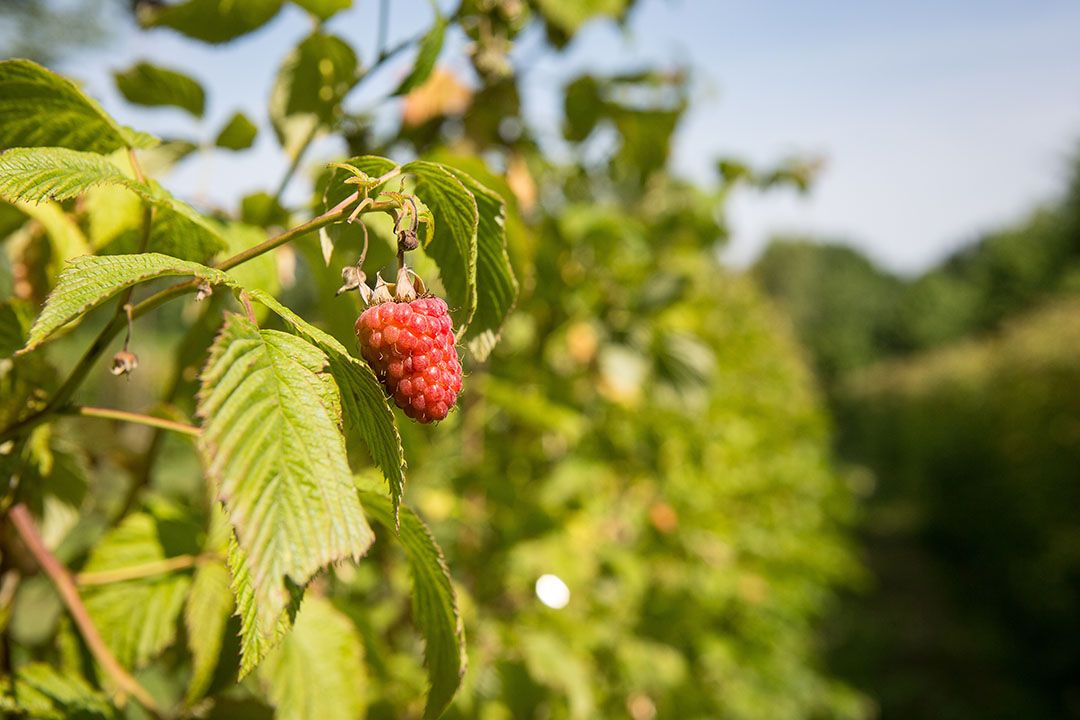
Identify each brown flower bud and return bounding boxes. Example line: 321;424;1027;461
110;350;139;376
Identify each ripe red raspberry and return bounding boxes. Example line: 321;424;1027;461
355;296;462;423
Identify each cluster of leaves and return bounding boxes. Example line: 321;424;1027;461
1;1;866;719
396;169;868;719
349;11;864;717
0;43;515;720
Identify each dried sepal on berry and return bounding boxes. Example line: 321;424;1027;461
336;264;372;303
195;281;213;302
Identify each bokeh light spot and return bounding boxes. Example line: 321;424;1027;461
535;574;570;609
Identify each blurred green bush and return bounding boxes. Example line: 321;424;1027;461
0;2;871;715
829;299;1080;720
389;171;868;719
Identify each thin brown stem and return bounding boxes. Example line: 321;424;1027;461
117;151;155;309
76;554;206;587
215;191;365;271
70;406;200;437
127;148;147;185
8;505;163;717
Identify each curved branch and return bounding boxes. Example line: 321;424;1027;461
7;505;163;717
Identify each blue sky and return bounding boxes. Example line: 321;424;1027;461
50;0;1080;274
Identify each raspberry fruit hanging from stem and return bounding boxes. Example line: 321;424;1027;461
353;198;462;423
356;292;462;423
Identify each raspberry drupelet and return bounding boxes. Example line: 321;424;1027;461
356;296;462;423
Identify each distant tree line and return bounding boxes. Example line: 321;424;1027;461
754;148;1080;719
754;150;1080;389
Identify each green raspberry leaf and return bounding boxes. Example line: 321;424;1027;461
404;160;479;331
141;0;285;44
197;314;375;673
113;61;206;118
215;112;259;151
0;663;118;719
258;596;366;720
23;253;231;351
0;59;156;152
441;167;518;360
361;490;466;720
0;148;226;263
81;508;201;669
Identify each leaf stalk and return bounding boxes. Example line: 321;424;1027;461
68;405;201;437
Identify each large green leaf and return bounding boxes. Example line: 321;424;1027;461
442;167;517;360
393;14;446;96
0;59;155;152
0;663;117;720
144;184;228;261
86;178;221;262
270;32;359;152
361;490;466;719
143;0;285;44
215;112;258;151
21;249;406;515
82;509;201;669
23;253;231;351
114;61;206;117
243;289;406;518
258;595;365;720
292;0;352;20
197;314;375;672
403;161;479;330
0;147;226;261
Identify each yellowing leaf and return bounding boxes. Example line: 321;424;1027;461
402;68;472;128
